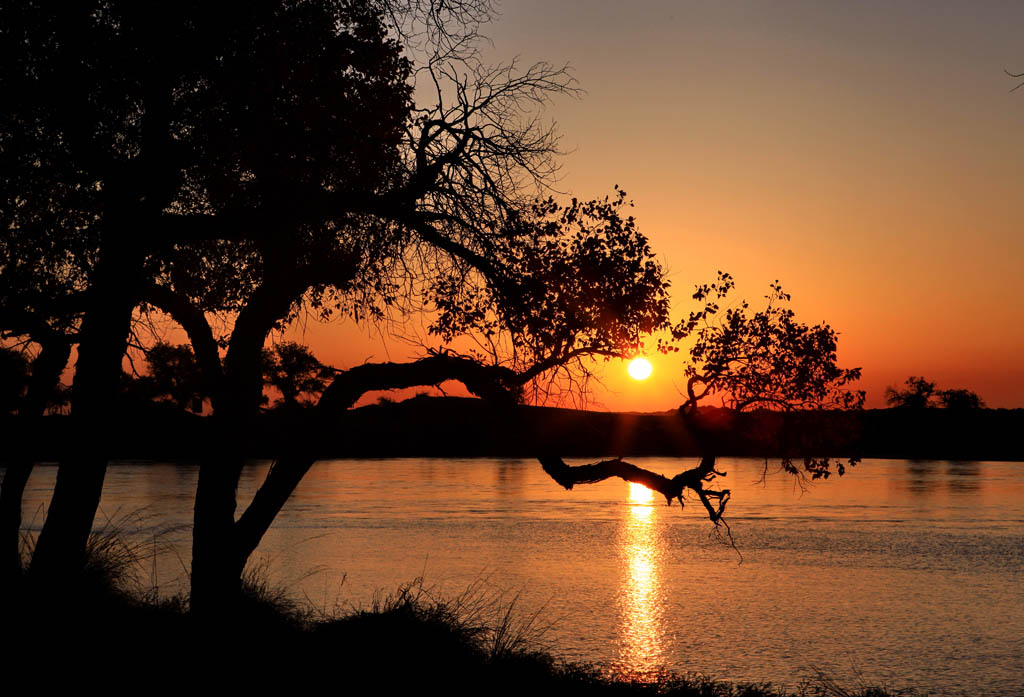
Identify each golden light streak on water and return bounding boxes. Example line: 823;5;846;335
615;488;666;677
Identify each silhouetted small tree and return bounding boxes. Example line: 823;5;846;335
145;343;206;414
117;342;207;414
937;388;985;410
885;376;984;410
885;376;937;409
260;343;335;410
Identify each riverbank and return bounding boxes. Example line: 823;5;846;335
5;567;902;697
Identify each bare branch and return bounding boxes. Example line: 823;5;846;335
539;455;733;524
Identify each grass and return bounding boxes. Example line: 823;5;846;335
5;527;915;696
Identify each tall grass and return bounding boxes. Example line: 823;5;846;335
17;506;184;597
344;574;554;661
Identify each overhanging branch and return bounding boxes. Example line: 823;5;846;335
317;353;520;415
538;455;732;522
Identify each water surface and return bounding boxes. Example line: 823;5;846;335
17;457;1024;695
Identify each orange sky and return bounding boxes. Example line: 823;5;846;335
290;1;1024;411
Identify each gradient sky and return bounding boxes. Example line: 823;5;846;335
286;0;1024;411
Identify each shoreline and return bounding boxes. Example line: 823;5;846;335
4;396;1023;462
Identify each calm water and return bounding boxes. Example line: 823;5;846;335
16;457;1024;695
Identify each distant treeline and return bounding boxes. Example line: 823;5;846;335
4;396;1023;463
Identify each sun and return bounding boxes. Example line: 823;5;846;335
628;481;654;502
627;357;653;381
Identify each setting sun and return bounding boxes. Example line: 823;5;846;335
627;357;653;381
628;481;654;503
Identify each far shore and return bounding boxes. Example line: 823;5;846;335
4;396;1022;463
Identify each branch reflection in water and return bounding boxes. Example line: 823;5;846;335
614;482;667;678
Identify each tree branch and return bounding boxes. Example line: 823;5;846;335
538;455;732;522
140;282;224;409
234;352;521;562
317;352;519;415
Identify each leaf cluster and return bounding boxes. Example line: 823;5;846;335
428;189;671;381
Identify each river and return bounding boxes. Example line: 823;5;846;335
15;457;1024;695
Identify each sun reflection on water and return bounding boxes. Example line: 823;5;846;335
615;483;666;678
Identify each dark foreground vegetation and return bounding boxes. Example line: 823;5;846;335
5;534;902;697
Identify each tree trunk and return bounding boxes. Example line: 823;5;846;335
0;339;73;580
234;455;316;564
189;346;264;615
188;350;524;613
190;448;247;616
0;463;34;580
30;245;140;580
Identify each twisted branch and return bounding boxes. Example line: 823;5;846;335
538;455;732;523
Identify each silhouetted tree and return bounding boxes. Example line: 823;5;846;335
884;376;984;410
116;342;207;414
3;0;416;581
144;343;206;414
2;0;669;609
181;186;669;612
0;202;80;576
0;29;88;573
542;274;864;532
260;343;335;410
937;388;985;410
885;376;937;409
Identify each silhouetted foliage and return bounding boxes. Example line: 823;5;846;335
674;273;863;414
885;376;984;410
426;189;670;403
937;388;985;410
147;342;205;413
885;376;937;409
260;343;335;410
118;342;207;414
